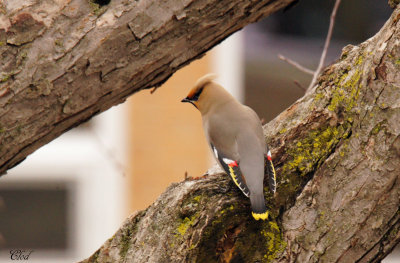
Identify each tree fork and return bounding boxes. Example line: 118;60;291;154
82;6;400;263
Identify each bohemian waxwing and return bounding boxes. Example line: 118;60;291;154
181;74;276;220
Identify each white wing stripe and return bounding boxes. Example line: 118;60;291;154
222;157;235;165
213;147;218;158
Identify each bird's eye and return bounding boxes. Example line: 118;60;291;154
192;87;204;101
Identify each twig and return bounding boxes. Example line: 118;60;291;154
150;87;157;94
90;128;126;176
293;80;306;91
308;0;342;90
278;54;314;75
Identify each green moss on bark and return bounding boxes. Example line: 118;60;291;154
119;228;132;259
261;221;287;261
176;213;199;236
192;200;286;263
278;53;363;208
118;210;146;260
282;124;350;175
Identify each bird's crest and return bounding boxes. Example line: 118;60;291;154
186;73;218;101
192;73;218;92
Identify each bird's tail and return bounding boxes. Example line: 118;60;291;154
250;193;268;220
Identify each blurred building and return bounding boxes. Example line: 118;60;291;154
0;0;398;262
0;106;127;262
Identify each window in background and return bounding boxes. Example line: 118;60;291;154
0;183;70;250
0;105;127;263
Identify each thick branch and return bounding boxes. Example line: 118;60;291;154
82;6;400;263
0;0;295;175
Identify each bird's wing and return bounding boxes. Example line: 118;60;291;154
210;143;250;197
265;150;276;194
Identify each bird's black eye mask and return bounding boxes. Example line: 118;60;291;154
181;87;204;108
191;87;204;102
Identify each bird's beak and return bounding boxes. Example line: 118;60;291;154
181;97;191;103
181;97;198;109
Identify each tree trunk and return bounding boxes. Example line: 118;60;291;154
0;0;295;175
81;5;400;263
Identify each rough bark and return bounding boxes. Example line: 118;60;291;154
81;6;400;263
0;0;295;175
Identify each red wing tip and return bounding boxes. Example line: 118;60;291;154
266;150;272;160
228;161;238;167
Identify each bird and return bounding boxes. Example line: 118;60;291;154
181;74;276;220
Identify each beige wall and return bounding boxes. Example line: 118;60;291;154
126;55;212;212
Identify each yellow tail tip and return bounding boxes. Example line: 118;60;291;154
252;211;269;221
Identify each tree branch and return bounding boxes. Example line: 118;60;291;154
278;54;314;75
0;0;296;176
